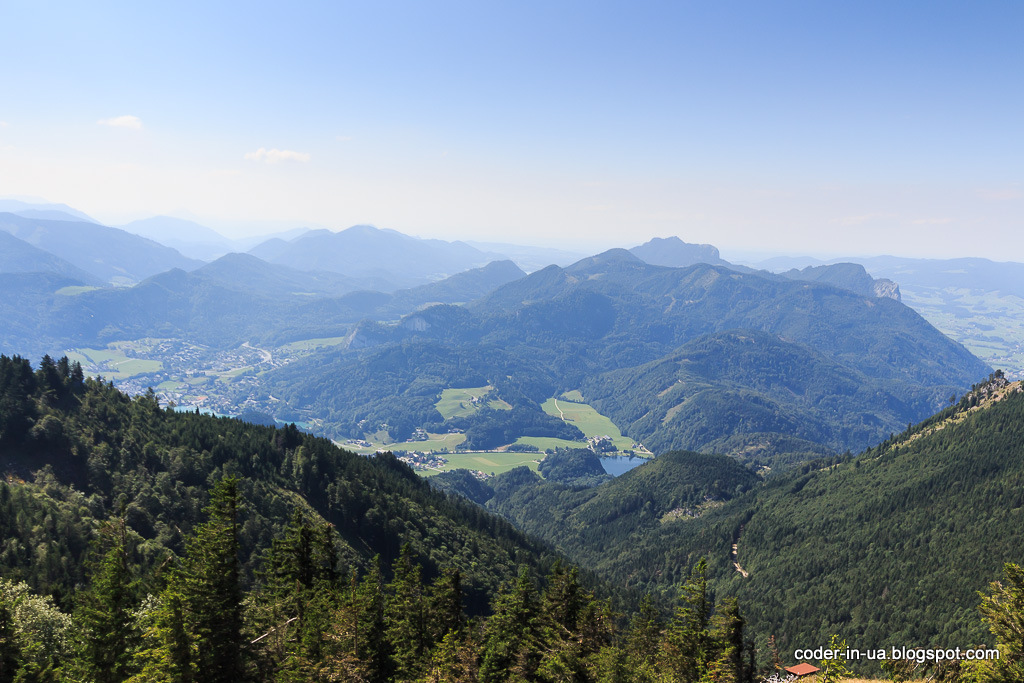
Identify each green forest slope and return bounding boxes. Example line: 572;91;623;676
0;354;557;612
480;375;1024;660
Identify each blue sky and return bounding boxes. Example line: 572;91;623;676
0;1;1021;257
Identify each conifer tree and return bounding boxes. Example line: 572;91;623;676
177;477;247;682
386;544;427;681
426;567;466;644
343;559;394;683
129;592;195;683
663;559;712;683
129;479;247;683
542;561;586;634
423;630;478;683
252;509;342;680
626;594;662;670
479;567;543;682
704;597;745;683
74;518;139;683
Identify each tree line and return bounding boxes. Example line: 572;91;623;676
1;477;762;683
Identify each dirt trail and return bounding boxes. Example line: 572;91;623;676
552;398;566;421
732;525;750;578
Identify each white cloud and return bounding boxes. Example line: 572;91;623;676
97;115;142;129
244;147;311;164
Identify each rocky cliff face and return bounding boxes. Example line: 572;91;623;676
872;278;902;301
782;262;902;301
629;236;728;268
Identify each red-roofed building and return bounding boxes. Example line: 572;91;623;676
785;662;821;677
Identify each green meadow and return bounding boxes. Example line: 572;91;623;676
540;396;637;450
278;336;350;352
55;285;101;296
435;386;511;419
66;347;163;380
420;451;541;476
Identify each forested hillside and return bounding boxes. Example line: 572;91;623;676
0;354;570;608
582;329;942;458
475;374;1024;665
267;250;987;457
0;354;796;682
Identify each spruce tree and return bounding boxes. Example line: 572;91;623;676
626;594;662;671
143;477;247;683
426;567;465;644
74;518;138;683
705;597;745;683
663;559;712;683
479;567;542;683
386;544;427;681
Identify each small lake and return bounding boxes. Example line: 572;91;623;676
599;455;649;476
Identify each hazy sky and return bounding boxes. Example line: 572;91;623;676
1;1;1021;258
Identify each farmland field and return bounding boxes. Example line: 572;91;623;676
514;436;586;450
66;347;163;380
540;396;639;450
215;366;253;382
901;286;1024;378
435;386;511;419
55;285;101;296
382;433;466;453
420;451;542;476
278;336;349;352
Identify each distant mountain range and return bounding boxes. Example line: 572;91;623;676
629;236;729;268
265;248;987;457
0;212;200;284
0;199;1007;459
758;253;1024;298
0;198;98;223
0;230;101;284
248;224;507;289
754;253;1024;376
0;252;527;356
118;215;238;261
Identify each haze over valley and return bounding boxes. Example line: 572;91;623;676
3;3;1023;681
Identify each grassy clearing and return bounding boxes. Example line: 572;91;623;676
346;432;467;455
435;386;496;419
66;347;162;380
560;389;585;401
55;285;101;296
514;436;586;450
117;359;163;375
279;336;349;352
215;366;254;383
382;433;467;453
540;397;636;450
421;451;542;477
